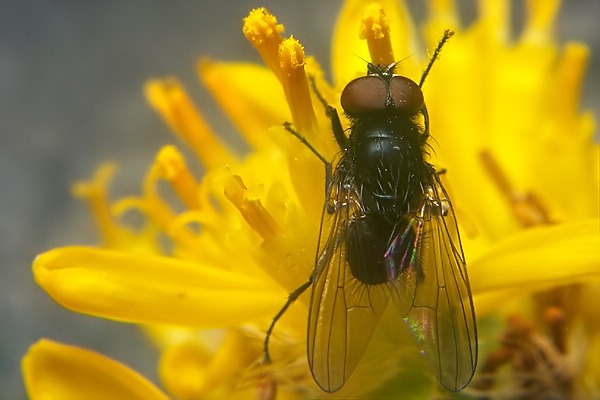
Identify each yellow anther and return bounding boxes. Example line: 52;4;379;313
243;8;285;80
224;175;279;240
278;37;316;134
359;4;395;65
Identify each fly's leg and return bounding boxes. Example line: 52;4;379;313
420;103;431;141
309;75;349;151
264;75;341;366
283;122;332;192
263;278;313;363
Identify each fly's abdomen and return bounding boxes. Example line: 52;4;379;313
346;214;393;285
346;214;415;285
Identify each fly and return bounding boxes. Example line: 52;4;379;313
264;29;477;393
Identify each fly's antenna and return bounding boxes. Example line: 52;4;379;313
419;29;454;88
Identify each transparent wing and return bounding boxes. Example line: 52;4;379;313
398;176;478;391
307;179;390;393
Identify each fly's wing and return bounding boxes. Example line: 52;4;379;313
400;176;478;391
307;179;390;393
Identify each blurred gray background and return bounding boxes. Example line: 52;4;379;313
1;1;598;398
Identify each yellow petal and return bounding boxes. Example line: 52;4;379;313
532;43;598;221
521;0;560;44
145;78;236;168
422;0;461;42
424;37;512;238
198;60;289;150
33;246;283;327
477;0;511;44
470;219;600;295
22;339;168;400
159;330;259;399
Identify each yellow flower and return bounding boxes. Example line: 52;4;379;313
24;0;599;399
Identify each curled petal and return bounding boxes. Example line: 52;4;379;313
470;219;600;296
72;164;142;250
33;246;283;327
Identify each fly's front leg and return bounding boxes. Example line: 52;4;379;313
282;122;332;196
309;75;349;152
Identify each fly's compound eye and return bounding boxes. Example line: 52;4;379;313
340;76;387;115
388;76;424;115
340;75;424;116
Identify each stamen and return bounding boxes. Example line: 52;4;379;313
224;175;279;240
243;8;285;81
155;146;200;210
145;79;235;169
472;313;574;393
359;4;395;65
480;151;552;226
278;37;316;134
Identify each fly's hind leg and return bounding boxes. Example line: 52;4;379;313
263;278;313;363
264;75;341;369
282;122;332;191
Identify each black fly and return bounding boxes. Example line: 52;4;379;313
264;30;477;393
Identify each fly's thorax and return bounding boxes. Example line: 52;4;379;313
348;114;425;168
345;115;429;216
